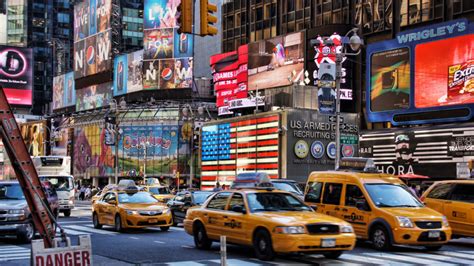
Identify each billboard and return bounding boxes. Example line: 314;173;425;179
20;121;47;156
366;19;474;124
210;45;248;109
143;0;194;90
76;82;112;111
74;0;112;79
248;32;304;90
53;72;76;110
113;50;143;96
0;46;33;105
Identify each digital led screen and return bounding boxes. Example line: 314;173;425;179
414;34;474;108
74;0;112;79
20;121;47;156
143;0;193;90
53;72;76;110
76;82;112;111
0;46;33;105
113;50;144;96
248;32;304;90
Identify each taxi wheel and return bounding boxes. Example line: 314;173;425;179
93;213;102;229
253;229;275;261
63;210;71;217
160;226;170;232
115;215;124;232
193;222;212;250
371;225;392;251
425;245;442;251
323;251;343;259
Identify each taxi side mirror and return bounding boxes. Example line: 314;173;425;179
356;201;370;211
231;205;246;214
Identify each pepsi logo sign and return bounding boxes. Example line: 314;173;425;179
86;46;95;65
161;68;173;81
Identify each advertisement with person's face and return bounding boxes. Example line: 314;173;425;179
144;0;179;30
0;46;33;105
76;82;112;111
53;72;76;110
370;48;411;112
414;34;474;108
20;122;46;156
53;75;65;110
248;32;304;90
144;28;174;60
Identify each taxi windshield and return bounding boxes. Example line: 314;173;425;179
272;182;303;195
148;187;170;195
193;192;213;205
247;192;311;212
365;183;423;208
118;192;158;204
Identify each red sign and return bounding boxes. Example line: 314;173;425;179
210;45;248;108
34;250;91;266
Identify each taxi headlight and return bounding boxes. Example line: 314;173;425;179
340;225;354;233
126;210;138;215
442;216;449;227
396;216;414;228
8;209;25;214
274;226;306;234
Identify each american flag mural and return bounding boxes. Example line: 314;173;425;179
201;114;280;190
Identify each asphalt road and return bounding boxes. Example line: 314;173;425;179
1;206;474;265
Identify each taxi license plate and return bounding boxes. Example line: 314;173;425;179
148;219;158;223
428;231;440;238
321;238;336;248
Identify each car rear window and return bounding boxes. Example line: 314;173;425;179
427;183;455;200
450;184;474;203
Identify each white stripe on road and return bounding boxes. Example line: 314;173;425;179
339;253;390;265
154;241;165;244
435;251;474;260
64;225;117;235
129;237;140;240
395;252;474;265
166;262;203;266
0;249;31;255
0;256;30;261
63;228;91;235
365;253;455;265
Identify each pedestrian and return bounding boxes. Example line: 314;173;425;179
85;186;92;200
410;184;419;197
79;186;85;201
213;182;222;192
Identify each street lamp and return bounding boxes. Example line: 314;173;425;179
325;28;363;170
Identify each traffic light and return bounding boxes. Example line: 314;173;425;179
177;0;193;34
200;0;218;36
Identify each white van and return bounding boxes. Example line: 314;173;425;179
32;156;75;217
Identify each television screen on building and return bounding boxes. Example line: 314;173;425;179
113;50;144;96
73;0;112;79
0;46;33;105
53;72;76;110
76;82;112;111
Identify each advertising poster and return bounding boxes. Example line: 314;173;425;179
0;46;33;105
248;32;304;90
144;0;179;30
64;72;76;106
54;72;76;110
113;50;144;96
20;121;47;156
113;54;128;95
370;48;411;112
76;82;112;111
118;124;181;177
414;34;474;108
52;128;71;156
74;0;112;79
142;0;193;90
53;75;65;110
74;125;114;177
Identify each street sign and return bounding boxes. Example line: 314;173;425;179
340;134;358;144
32;235;93;266
329;116;344;123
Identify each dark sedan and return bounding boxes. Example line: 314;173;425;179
167;190;214;225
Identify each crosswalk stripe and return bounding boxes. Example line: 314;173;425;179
0;253;30;258
63;228;91;235
339;253;391;264
363;253;454;265
435;251;474;260
166;262;204;266
64;225;117;235
0;249;30;254
0;256;30;261
396;252;474;265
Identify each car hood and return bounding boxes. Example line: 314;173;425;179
0;200;27;210
254;211;347;225
119;203;167;211
383;207;443;220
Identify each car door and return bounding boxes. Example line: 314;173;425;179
342;184;372;238
95;192;111;224
203;192;232;239
320;182;343;218
304;181;324;212
222;192;248;244
445;184;474;236
102;192;118;225
423;183;455;214
169;194;186;223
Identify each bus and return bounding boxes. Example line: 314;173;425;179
32;156;75;217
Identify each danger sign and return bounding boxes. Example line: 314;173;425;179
32;235;93;266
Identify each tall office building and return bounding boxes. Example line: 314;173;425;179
121;0;144;52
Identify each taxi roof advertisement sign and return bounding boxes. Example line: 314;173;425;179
366;19;474;125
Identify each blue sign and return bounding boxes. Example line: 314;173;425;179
311;141;325;159
327;142;336;160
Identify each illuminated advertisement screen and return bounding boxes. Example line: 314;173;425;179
76;82;112;111
53;72;76;110
366;19;474;124
370;48;411;112
248;31;304;90
143;0;193;90
0;46;33;105
113;50;144;96
414;34;474;108
74;0;112;79
20;121;47;156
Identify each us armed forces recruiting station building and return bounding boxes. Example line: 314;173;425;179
199;109;359;190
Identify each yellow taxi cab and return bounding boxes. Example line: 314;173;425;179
304;158;452;251
184;188;356;261
92;186;172;232
91;184;117;205
421;180;474;238
143;185;174;203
